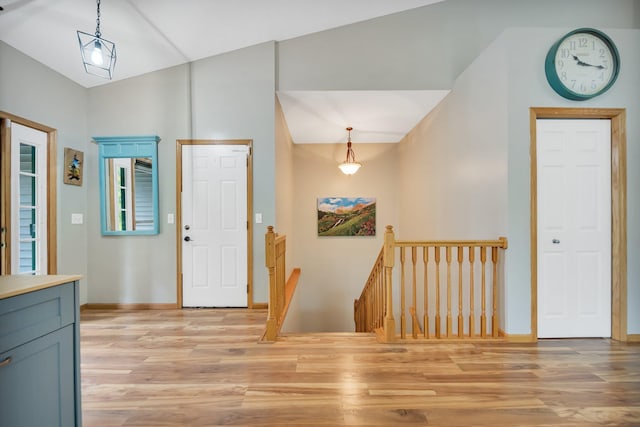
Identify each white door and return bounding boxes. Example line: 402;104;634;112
11;123;48;275
182;145;248;307
537;119;611;338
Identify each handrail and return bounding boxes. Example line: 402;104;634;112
261;226;300;342
354;247;384;332
355;225;508;342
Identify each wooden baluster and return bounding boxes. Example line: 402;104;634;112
377;264;381;329
374;275;377;329
277;242;286;323
457;246;464;337
400;247;406;339
382;226;396;342
446;246;452;338
492;246;499;337
380;262;386;329
480;246;487;338
423;246;429;338
434;246;441;338
468;246;475;337
264;226;277;341
376;265;381;329
411;246;418;338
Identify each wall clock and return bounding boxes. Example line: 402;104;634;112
545;28;620;101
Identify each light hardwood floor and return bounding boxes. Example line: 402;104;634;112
81;309;640;426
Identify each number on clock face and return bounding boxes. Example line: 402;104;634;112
554;33;614;96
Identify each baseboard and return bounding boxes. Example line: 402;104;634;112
627;334;640;343
251;303;268;309
499;328;536;343
83;303;178;310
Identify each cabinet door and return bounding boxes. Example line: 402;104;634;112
0;325;75;427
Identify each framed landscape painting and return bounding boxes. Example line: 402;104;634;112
317;197;376;237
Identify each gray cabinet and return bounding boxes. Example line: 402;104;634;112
0;280;81;427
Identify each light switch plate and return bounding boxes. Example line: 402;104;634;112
255;213;263;224
168;213;175;224
71;213;83;225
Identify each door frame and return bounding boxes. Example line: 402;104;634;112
175;139;254;308
530;107;627;341
0;111;58;275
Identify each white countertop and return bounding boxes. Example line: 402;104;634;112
0;274;82;300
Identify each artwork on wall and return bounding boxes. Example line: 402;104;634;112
63;147;83;186
317;197;376;237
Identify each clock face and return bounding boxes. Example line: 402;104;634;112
545;28;620;100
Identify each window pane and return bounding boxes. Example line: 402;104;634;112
18;243;35;273
20;143;36;173
19;174;36;206
19;208;36;273
19;207;35;239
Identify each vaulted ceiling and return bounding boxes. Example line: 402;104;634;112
0;0;449;142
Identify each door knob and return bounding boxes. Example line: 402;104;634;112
552;239;560;244
184;236;192;242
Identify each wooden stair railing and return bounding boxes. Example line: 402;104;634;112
261;226;300;342
354;247;384;332
355;225;508;342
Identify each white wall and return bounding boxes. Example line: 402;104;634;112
396;27;640;336
275;97;295;273
504;28;640;334
87;64;190;303
0;42;90;302
396;34;509;332
85;42;277;305
398;35;508;241
190;42;276;303
1;0;638;334
278;0;639;90
283;143;399;332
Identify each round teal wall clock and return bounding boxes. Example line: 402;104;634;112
545;28;620;101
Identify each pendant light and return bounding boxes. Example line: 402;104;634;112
77;0;117;79
338;127;361;175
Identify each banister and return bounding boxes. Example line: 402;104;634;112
261;226;300;342
354;225;509;342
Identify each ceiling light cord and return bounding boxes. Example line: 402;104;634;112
344;128;357;164
338;127;362;175
95;0;101;38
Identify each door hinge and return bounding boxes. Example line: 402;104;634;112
247;284;249;294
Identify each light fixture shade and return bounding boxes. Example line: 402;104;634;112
77;30;117;79
338;161;361;175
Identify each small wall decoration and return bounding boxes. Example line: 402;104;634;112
317;197;376;237
63;147;83;186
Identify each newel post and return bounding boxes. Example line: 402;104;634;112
383;225;396;342
264;226;277;341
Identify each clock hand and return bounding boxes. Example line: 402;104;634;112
571;55;606;69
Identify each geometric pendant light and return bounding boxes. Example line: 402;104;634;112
77;0;116;79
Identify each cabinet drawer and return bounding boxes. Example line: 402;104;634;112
0;282;75;354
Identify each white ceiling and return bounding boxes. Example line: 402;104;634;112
0;0;449;143
277;90;450;143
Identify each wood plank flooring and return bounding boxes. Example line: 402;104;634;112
80;309;640;426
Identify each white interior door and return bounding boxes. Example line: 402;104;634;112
182;145;248;307
10;123;48;275
537;119;611;338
